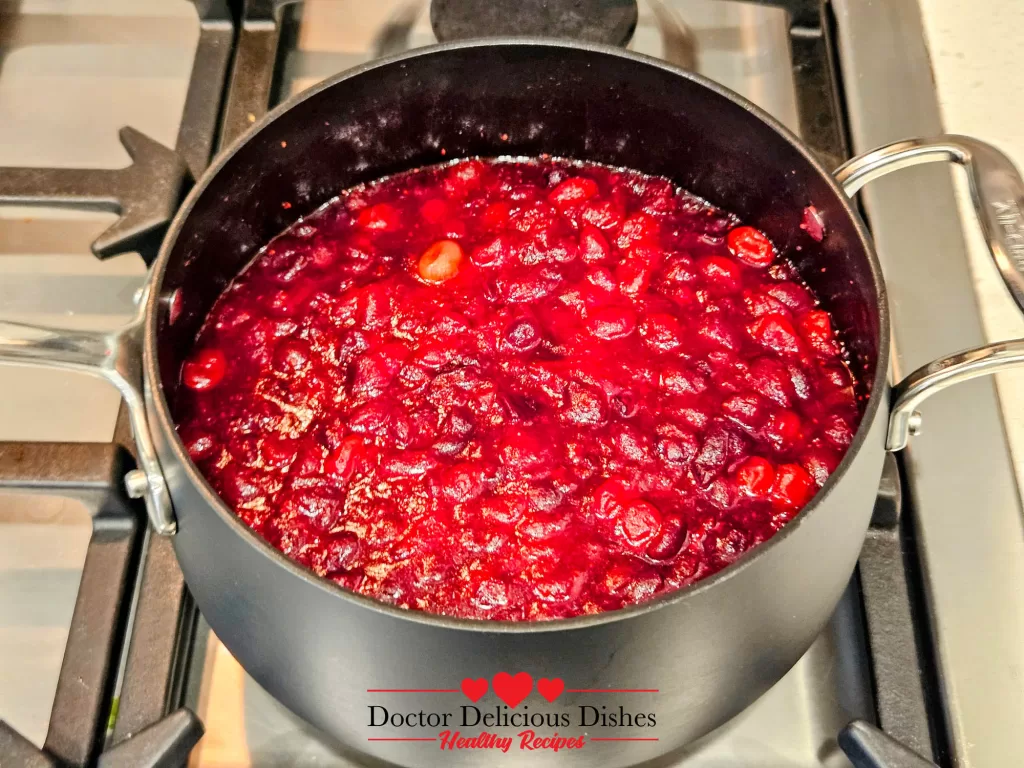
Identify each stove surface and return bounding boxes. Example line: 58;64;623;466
5;0;1016;766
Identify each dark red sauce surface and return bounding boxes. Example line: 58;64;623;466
174;158;860;621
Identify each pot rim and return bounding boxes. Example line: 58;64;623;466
144;37;890;634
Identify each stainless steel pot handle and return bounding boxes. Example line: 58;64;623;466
0;286;176;534
835;135;1024;450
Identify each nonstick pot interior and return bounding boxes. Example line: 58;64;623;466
154;41;882;412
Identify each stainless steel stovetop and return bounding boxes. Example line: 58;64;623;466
1;1;1021;767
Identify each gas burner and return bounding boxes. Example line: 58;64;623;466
431;0;639;46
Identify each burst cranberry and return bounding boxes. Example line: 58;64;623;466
472;234;516;267
615;213;659;249
698;255;742;294
548;177;599;208
616;500;662;549
772;463;816;511
580;198;623;230
587;307;636;340
750;313;802;355
326;436;367;481
175;157;861;621
501;316;543;353
727;225;775;267
579;224;611;263
616;259;654;295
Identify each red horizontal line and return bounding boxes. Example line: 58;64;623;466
591;737;660;742
367;738;438;742
366;689;459;693
565;689;660;693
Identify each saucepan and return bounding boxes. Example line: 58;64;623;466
3;41;1024;768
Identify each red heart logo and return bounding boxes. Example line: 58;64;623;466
537;677;565;703
492;672;533;708
461;677;488;703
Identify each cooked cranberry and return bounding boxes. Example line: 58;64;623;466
580;198;623;230
182;429;217;461
357;202;401;231
579;224;611;264
326;436;367;481
798;309;840;357
727;225;775;267
481;201;511;229
646;514;687;560
501;316;543;353
772;463;816;511
616;500;662;549
698;255;742;294
616;259;654;296
175;158;861;621
473;234;517;267
734;456;775;497
615;213;659;249
750;313;802;355
587;307;636;340
640;313;683;353
549;177;599;208
272;338;310;374
182;348;226;390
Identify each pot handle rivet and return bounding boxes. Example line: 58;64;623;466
836;135;1024;451
125;468;149;499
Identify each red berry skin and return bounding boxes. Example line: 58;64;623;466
727;225;775;267
326;436;367;481
548;177;599;208
798;309;840;357
772;463;816;511
735;457;776;497
587;306;637;340
182;348;226;390
698;255;742;294
750;313;802;355
616;500;662;549
579;224;611;264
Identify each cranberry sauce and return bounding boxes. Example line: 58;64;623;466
174;158;860;621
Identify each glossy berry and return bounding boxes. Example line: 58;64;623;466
182;348;226;390
175;158;861;621
727;225;775;267
772;463;816;511
548;177;599;208
735;457;775;497
798;310;840;357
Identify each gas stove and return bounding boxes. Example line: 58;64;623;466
0;1;1021;767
